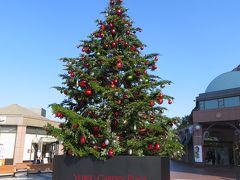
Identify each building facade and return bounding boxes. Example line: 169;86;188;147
192;66;240;166
0;104;61;165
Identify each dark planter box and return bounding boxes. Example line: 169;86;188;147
53;155;170;180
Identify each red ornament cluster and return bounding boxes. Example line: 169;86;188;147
148;143;161;152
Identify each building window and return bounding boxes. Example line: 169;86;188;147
205;100;218;109
0;126;17;133
26;127;47;135
224;96;240;107
199;101;205;110
218;99;224;108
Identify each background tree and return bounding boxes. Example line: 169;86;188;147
46;0;183;160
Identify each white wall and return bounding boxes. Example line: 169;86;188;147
0;133;16;159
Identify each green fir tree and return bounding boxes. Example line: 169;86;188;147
46;0;184;160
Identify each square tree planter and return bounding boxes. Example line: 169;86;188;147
53;155;170;180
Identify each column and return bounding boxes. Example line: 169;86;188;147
193;124;204;164
13;125;26;164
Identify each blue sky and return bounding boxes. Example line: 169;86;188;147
0;0;240;120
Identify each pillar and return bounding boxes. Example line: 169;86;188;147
13;125;26;164
193;123;204;164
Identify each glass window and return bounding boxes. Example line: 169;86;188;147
0;126;17;133
224;96;240;107
205;100;218;109
218;99;224;108
26;127;47;135
199;101;205;110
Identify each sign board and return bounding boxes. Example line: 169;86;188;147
194;145;203;162
53;156;170;180
0;116;6;124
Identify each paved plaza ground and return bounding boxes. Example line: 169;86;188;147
171;160;239;180
0;161;239;180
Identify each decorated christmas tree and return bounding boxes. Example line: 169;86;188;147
46;0;183;160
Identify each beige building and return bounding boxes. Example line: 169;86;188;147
0;104;61;165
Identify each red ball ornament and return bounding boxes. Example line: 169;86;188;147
139;128;146;136
150;101;155;107
110;0;114;5
79;80;87;88
56;112;64;119
68;71;75;78
81;56;85;61
117;61;123;69
100;33;104;38
102;142;107;149
100;24;106;30
72;124;79;129
155;143;161;151
111;29;116;35
131;45;136;51
154;56;159;61
113;79;118;85
111;83;115;89
80;136;86;145
126;30;130;35
124;42;129;47
104;43;109;49
108;149;114;157
144;61;148;65
117;38;123;43
123;94;128;99
84;63;90;68
109;23;114;29
114;111;120;118
111;41;117;48
168;99;173;104
118;0;123;3
159;93;164;99
148;144;154;151
84;89;92;96
158;99;163;104
116;9;123;16
151;65;157;70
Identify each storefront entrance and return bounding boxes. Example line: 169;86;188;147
204;141;233;166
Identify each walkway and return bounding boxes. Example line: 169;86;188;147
171;160;240;180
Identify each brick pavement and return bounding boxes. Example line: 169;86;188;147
171;160;239;180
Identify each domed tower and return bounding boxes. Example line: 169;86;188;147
192;65;240;166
